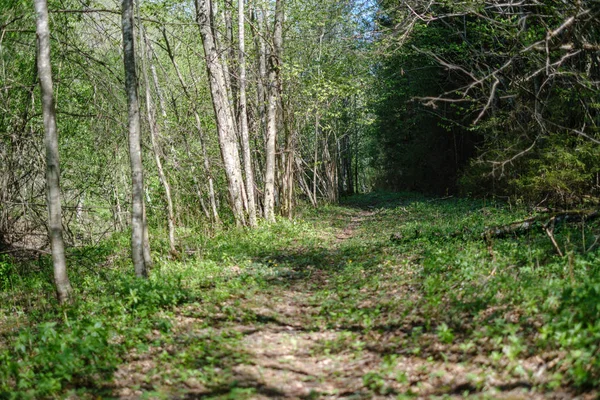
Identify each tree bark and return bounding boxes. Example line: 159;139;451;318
252;4;267;151
122;0;149;277
224;0;238;119
313;113;320;206
263;0;283;222
341;131;353;195
238;0;258;227
280;102;295;218
35;0;73;304
250;4;267;217
195;0;246;226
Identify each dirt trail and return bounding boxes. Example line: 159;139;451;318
227;292;377;399
188;209;384;398
242;210;377;388
112;208;587;399
334;210;375;242
205;209;581;400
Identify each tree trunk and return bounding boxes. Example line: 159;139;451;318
238;0;258;227
142;201;152;268
252;4;267;151
35;0;73;304
224;0;238;119
122;0;149;277
323;133;338;203
263;0;283;222
341;131;353;195
280;102;295;218
250;4;267;218
195;0;246;226
140;29;177;255
296;156;316;207
313;113;320;206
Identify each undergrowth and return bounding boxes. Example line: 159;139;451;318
0;192;599;398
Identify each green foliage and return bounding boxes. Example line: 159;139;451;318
0;209;335;398
113;275;192;315
371;19;478;194
0;242;196;398
3;193;600;396
513;139;600;205
0;256;14;291
373;1;600;205
1;320;115;397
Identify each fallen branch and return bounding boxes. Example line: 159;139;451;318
482;210;600;240
543;217;563;257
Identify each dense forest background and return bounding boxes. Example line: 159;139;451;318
1;0;600;397
2;0;599;255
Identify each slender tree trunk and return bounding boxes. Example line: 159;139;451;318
195;0;246;226
197;116;222;224
238;0;258;227
341;131;353;195
252;5;267;151
313;113;319;206
221;1;249;215
224;1;238;117
323;133;338;203
150;62;167;119
264;81;277;221
281;124;295;218
353;121;359;194
113;183;123;230
122;0;149;277
311;30;325;207
142;202;152;268
250;4;267;218
297;156;316;206
263;0;283;222
35;0;73;304
140;30;176;254
196;183;211;219
279;95;294;218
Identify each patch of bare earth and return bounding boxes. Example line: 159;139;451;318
335;210;374;242
195;293;584;399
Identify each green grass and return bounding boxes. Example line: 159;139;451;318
1;192;599;398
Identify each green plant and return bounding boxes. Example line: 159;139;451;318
0;255;14;291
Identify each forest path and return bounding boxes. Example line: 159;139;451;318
112;207;383;399
111;199;591;399
183;207;384;399
223;209;381;398
169;206;545;400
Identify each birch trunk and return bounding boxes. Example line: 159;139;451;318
195;0;246;226
252;5;267;147
313;113;319;206
263;0;283;222
238;0;258;226
122;0;149;277
224;1;238;118
251;5;268;217
35;0;73;303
